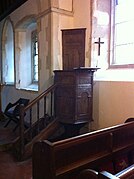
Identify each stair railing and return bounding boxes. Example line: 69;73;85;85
15;83;58;160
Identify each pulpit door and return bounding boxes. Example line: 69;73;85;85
62;28;86;70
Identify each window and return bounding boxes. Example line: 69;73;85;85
31;30;38;83
111;0;134;67
15;17;38;91
2;19;14;84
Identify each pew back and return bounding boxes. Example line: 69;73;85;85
33;122;134;179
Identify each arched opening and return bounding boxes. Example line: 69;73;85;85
2;18;14;84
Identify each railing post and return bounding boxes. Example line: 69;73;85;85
19;104;25;160
54;85;57;118
51;91;53;117
37;101;40;133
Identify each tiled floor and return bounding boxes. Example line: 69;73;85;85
0;118;32;179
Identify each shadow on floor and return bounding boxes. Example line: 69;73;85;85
0;118;32;179
0;151;32;179
0;118;19;148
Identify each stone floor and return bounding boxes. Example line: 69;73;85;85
0;151;32;179
0;116;19;150
0;118;32;179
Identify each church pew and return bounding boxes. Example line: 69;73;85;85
32;121;134;179
77;164;134;178
116;164;134;179
98;164;134;178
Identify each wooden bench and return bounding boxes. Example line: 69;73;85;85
77;164;134;178
32;122;134;179
116;164;134;178
101;164;134;178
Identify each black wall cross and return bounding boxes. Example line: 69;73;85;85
94;37;104;56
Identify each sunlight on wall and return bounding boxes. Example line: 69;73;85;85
59;0;73;11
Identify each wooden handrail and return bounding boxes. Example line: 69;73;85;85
15;83;58;160
24;84;57;111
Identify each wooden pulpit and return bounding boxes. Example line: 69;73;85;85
54;68;98;137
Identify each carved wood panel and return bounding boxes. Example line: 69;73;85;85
54;69;96;124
